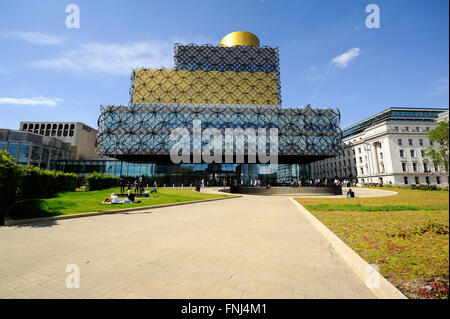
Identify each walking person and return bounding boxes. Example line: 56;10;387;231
139;175;145;193
120;175;125;194
134;178;139;194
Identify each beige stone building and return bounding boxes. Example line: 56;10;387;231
19;122;100;160
311;107;449;186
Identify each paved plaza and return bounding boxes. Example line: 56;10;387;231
0;194;378;299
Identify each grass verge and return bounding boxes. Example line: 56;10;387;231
296;187;449;299
10;187;230;220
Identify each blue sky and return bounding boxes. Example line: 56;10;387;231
0;0;448;129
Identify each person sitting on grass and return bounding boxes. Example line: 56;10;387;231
103;193;120;204
145;187;157;194
123;190;141;203
346;189;355;198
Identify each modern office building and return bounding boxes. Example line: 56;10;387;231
311;107;449;186
19;122;99;160
0;129;72;169
90;31;342;185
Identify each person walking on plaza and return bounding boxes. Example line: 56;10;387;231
139;175;145;193
120;175;125;194
134;178;139;194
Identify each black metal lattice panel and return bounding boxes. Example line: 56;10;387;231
96;104;342;163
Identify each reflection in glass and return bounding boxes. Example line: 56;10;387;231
17;143;31;164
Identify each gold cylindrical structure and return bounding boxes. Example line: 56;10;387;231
220;31;260;47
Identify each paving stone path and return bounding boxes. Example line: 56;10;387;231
0;195;376;299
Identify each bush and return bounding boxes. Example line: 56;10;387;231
0;151;19;218
16;165;79;199
85;172;120;191
410;184;447;191
0;150;80;222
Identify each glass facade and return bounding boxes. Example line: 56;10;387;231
40;147;50;169
1;128;73;168
30;144;42;165
17;143;31;165
7;142;19;159
57;160;311;186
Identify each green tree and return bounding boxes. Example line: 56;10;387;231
425;120;449;173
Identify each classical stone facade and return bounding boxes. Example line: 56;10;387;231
311;107;449;186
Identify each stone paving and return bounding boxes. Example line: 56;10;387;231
0;195;376;299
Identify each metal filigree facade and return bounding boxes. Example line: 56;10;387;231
131;69;279;106
97;40;342;164
96;104;342;163
130;43;281;106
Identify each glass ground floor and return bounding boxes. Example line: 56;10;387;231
56;160;311;187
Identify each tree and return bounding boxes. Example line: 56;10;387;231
425;120;449;173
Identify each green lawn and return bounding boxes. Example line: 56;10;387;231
10;187;230;220
296;187;449;299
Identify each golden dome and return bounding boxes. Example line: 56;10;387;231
220;31;260;47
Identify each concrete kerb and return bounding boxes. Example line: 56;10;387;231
4;195;241;227
289;197;407;299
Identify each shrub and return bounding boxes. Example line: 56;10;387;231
410;184;447;191
16;165;79;200
85;172;120;191
0;151;19;218
0;150;80;223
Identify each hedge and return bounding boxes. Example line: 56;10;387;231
0;151;19;217
85;172;120;191
16;165;79;200
410;184;449;191
0;150;79;220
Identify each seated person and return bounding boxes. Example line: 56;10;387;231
103;193;120;204
123;190;135;203
346;189;355;198
149;187;157;193
111;193;120;204
123;190;141;203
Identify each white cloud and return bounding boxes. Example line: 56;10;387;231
428;77;449;96
1;30;65;44
332;48;360;68
0;97;61;106
31;41;176;75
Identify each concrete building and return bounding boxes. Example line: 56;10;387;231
311;107;449;186
0;129;72;170
19;122;99;160
437;110;449;122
